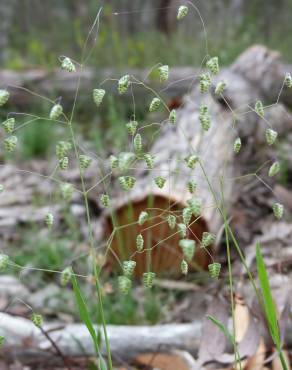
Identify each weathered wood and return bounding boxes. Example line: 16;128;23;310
0;313;201;365
105;45;291;275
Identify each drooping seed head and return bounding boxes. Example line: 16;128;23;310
272;202;284;219
118;152;135;172
61;267;72;286
284;72;292;88
136;234;144;251
4;136;17;152
268;161;280;177
255;100;264;118
138;211;149;225
208;262;221;279
215;81;226;95
199;73;211;93
118;75;130;94
167;214;176;229
154;176;166;189
158;65;169;82
0;90;9;106
123;260;136;277
134;133;143;154
93;89;105;107
143;272;156;288
149;97;161;112
61;57;76;72
234;137;241;154
45;213;54;228
79;154;92;170
177;223;187;238
177;5;188;20
0;254;9;271
181;259;188;275
186;154;199;169
100;194;110;207
187;180;197;194
60;183;74;201
118;275;132;294
56;141;71;159
201;232;216;248
2;118;15;134
31;313;43;328
265;128;277;146
206;57;219;75
179;239;195;262
182;207;192;226
109;155;119;169
144;153;155;169
126;120;138;135
118;176;136;191
169;109;176;125
59;156;69;170
50;104;63;120
187;197;202;217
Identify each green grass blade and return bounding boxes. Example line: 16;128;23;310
255;243;280;346
71;272;99;356
206;314;235;346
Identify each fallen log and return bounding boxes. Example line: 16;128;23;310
0;313;201;365
105;45;291;276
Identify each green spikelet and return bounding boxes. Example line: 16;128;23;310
109;155;119;169
79;154;92;170
182;207;192;226
179;239;195;262
56;141;71;159
0;90;9;106
177;223;187;238
208;262;221;279
118;176;136;191
206;57;219;75
0;184;4;193
0;254;9;271
144;154;155;169
138;211;149;225
169;109;176;124
118;152;135;172
31;313;43;328
61;57;76;72
177;5;188;20
199;73;211;93
118;275;132;294
50;104;63;120
187;180;197;194
215;81;226;95
255;100;264;118
45;213;54;228
118;75;130;94
187;197;202;217
268;161;280;177
272;202;284;219
134;133;142;153
136;234;144;251
123;260;136;277
154;176;166;189
284;72;292;88
167;214;176;229
143;272;156;288
4;136;17;152
181;259;188;275
61;267;72;286
0;336;4;347
199;104;211;131
100;194;110;207
186;155;199;169
158;65;169;82
59;156;69;170
60;183;74;201
126;120;138;135
234;137;241;154
201;232;215;248
265;128;277;145
2;118;15;133
93;89;105;107
149;97;161;112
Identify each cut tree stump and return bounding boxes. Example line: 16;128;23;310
104;45;292;276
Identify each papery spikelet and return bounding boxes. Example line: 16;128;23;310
186;155;199;169
61;267;72;286
208;262;221;279
255;100;264;118
234;137;241;153
272;202;284;219
2;118;15;133
206;57;219;75
138;211;149;225
136;234;144;251
61;183;74;201
79;154;92;170
0;254;9;271
158;65;169;82
177;5;188;20
93;89;105;106
177;223;187;238
118;75;130;94
144;154;155;169
126;120;138;135
100;194;110;207
0;90;9;106
169;109;176;124
56;141;71;159
143;272;156;288
154;176;166;189
268;161;280;177
284;72;292;88
179;239;195;262
45;213;54;228
149;97;161;112
59;156;69;170
118;275;132;295
123;260;136;277
201;232;215;247
187;180;197;194
118;176;136;191
61;57;76;72
4;136;17;152
215;81;226;95
265;128;277;145
50;104;63;120
187;197;202;217
182;207;192;226
181;259;188;275
167;214;176;229
31;313;43;328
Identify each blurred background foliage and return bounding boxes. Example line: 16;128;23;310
1;0;292;70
